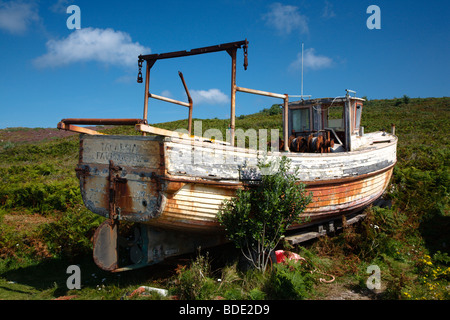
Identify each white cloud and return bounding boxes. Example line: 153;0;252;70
160;90;173;98
50;0;73;14
322;1;336;19
0;1;39;34
191;89;229;105
114;74;135;84
262;2;308;35
290;48;333;71
33;27;150;68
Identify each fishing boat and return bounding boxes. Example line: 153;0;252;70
57;40;397;271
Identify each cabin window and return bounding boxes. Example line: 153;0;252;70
291;108;310;132
326;105;344;131
354;104;362;133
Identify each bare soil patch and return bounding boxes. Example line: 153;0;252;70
314;279;386;300
1;213;56;259
3;213;55;233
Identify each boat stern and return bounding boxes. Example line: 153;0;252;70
76;134;166;222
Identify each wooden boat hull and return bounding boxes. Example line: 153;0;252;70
77;133;396;270
142;164;393;233
77;133;396;231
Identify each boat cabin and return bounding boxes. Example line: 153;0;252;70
287;94;365;153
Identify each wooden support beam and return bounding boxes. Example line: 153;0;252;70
136;124;192;139
135;124;231;146
57;122;105;135
236;86;287;100
149;93;190;107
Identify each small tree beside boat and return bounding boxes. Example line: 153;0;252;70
218;156;312;272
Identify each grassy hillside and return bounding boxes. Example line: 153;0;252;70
0;97;448;300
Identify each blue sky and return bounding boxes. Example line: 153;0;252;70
0;0;449;129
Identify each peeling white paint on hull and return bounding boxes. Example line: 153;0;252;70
77;132;397;233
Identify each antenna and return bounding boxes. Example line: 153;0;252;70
301;42;304;99
289;42;311;100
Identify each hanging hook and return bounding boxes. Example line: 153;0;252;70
137;58;143;83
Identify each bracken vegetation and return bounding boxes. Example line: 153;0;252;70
0;96;448;300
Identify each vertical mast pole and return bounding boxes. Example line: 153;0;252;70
283;95;289;152
301;42;304;99
229;48;237;146
142;62;150;136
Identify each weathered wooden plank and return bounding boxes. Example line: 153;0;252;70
58;123;105;135
165;137;396;182
163;209;217;221
137;124;192;139
165;202;220;214
153;167;392;231
285;213;367;245
81;135;161;168
285;231;322;244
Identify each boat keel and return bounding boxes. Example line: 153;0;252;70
92;221;226;272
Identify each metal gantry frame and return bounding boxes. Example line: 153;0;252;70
138;40;249;141
137;39;290;151
57;39;291;151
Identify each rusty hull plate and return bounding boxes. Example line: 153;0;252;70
78;135;164;222
92;219;118;271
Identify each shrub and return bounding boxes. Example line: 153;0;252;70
172;252;218;300
392;165;449;220
403;251;450;300
0;180;81;213
403;95;410;105
264;259;314;299
218;156;312;272
39;205;102;259
248;288;266;300
260;104;282;116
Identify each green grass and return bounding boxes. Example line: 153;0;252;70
0;96;448;300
